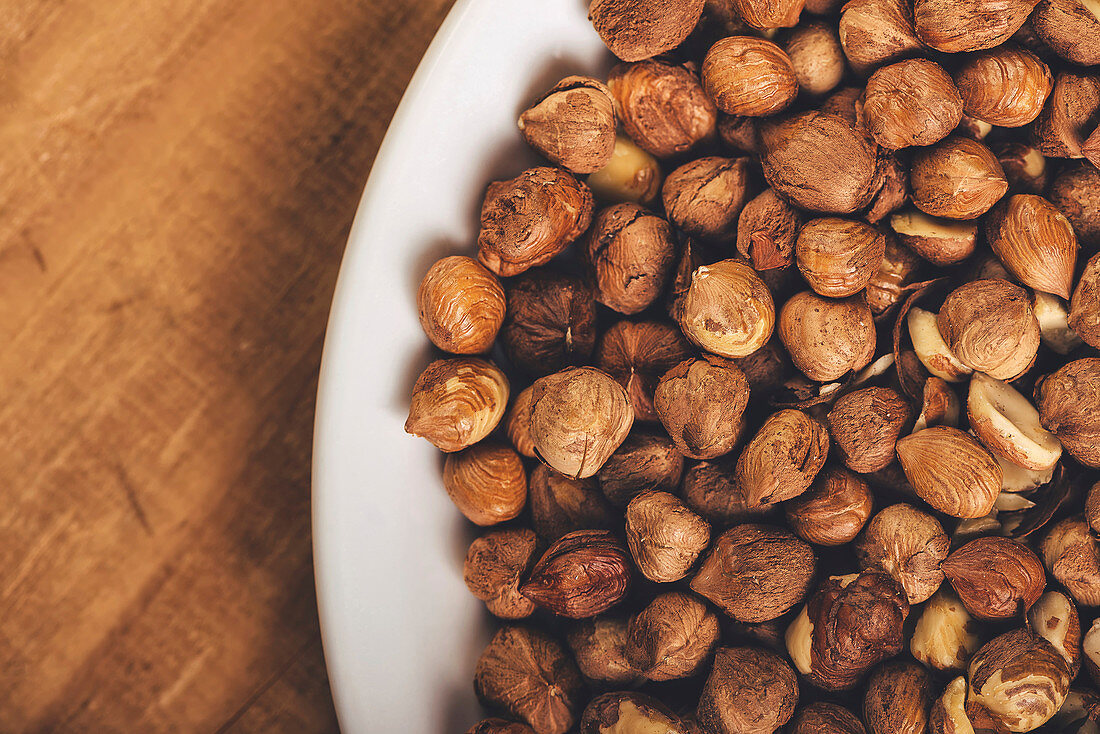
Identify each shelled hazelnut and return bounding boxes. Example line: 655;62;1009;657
588;0;705;61
986;194;1079;299
913;376;960;432
467;720;536;734
1037;358;1100;467
607;60;717;158
587;135;662;204
1049;162;1100;250
565;617;638;685
896;426;1002;518
783;21;844;97
417;256;506;354
862;660;934;734
858;59;963;150
465;529;539;619
937;279;1040;380
966;629;1071;732
909;137;1008;220
790;703;867;734
596;322;690;423
890;210;977;265
405;358;508;452
828;387;910;474
625;491;710;582
838;0;922;75
501;271;597;376
654;355;749;460
910;588;982;671
678;260;775;359
597;432;684;507
857;503;949;604
942;536;1046;619
996;142;1049;194
1030;0;1100;66
736;409;829;508
519;77;617;174
1040;517;1100;607
444;441;527;526
505;386;537;458
662;157;750;240
779;291;876;382
1072;252;1100;350
579;693;686;734
702;37;798;117
681;460;768;525
913;0;1041;52
795;218;887;298
735;189;801;272
732;0;805;29
1031;72;1100;159
1085;620;1100;686
528;464;616;542
583;203;677;314
697;647;799;734
520;530;631;618
866;238;922;315
626;592;719;681
1027;590;1082;676
953;47;1052;127
786;467;874;546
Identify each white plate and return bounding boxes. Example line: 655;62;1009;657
312;1;610;731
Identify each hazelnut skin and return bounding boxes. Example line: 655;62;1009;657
732;0;805;29
1030;0;1100;66
583;203;677;315
942;536;1046;620
697;647;799;734
467;720;536;734
858;59;963;150
501;271;597;376
417;255;506;354
519;76;617;174
625;491;711;583
856;503;949;604
681;460;771;526
1040;517;1100;608
505;385;537;458
444;441;528;526
785;467;874;547
778;291;876;383
913;0;1041;53
405;358;509;452
702;37;798;117
1031;71;1100;160
736;188;801;272
607;60;717;158
654;355;750;461
1048;162;1100;250
626;592;720;681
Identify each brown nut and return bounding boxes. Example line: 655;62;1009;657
501;271;597;376
417;255;506;354
1030;0;1100;66
529;464;616;543
690;524;816;622
405;358;509;452
890;210;978;266
795;218;888;298
579;693;686;734
1027;590;1082;677
731;0;805;28
465;529;539;618
697;647;799;734
936;279;1040;381
913;376;962;432
966;629;1071;733
529;367;634;479
1087;481;1100;534
1072;252;1100;350
942;536;1046;619
1085;619;1100;686
954;47;1052;128
625;491;711;583
597;321;691;423
467;720;536;734
910;137;1008;221
865;154;909;225
519;77;617;174
505;386;537;458
478;167;593;277
866;238;923;315
1049;162;1100;250
733;337;792;393
859;59;963;150
967;372;1063;471
986;194;1078;299
654;355;750;460
589;0;705;62
913;0;1040;52
444;442;528;526
929;677;975;734
736;409;830;507
786;467;874;547
911;588;982;672
828;387;910;474
1031;72;1100;159
608;60;717;158
1040;517;1100;608
778;291;876;382
820;86;861;123
790;703;867;734
857;503;949;604
1037;357;1100;467
681;460;770;525
838;0;923;76
662;156;750;240
896;426;1002;518
520;530;631;619
783;21;844;96
583;203;677;315
587;135;663;205
996;142;1050;194
474;626;584;734
678;260;775;359
735;189;801;272
702;37;798;117
565;617;638;685
597;432;685;507
863;660;934;734
626;592;720;681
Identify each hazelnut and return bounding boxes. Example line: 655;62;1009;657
1072;252;1100;350
820;86;861;123
579;693;686;734
502;271;598;376
477;167;593;277
528;464;616;542
654;355;750;460
1085;619;1100;686
966;629;1071;733
778;291;876;382
417;256;506;355
859;59;963;150
789;703;867;734
862;660;934;734
681;460;770;525
505;386;536;458
1040;517;1100;608
866;238;923;315
690;523;816;622
909;308;971;383
953;47;1053;128
942;536;1046;619
467;720;536;734
966;373;1062;471
1027;590;1082;677
1037;358;1100;467
736;409;830;507
666;237;705;323
597;432;685;507
587;135;663;205
928;677;975;734
857;503;949;604
565;617;639;685
795;218;888;298
838;0;923;75
520;530;632;618
1048;162;1100;250
589;0;705;62
733;337;792;392
735;189;801;272
597;322;691;423
760;111;881;214
1034;291;1084;356
986;194;1078;299
465;529;539;619
474;626;584;734
444;441;528;526
936;279;1040;380
678;260;775;359
913;0;1040;52
864;153;909;224
405;358;509;452
910;137;1008;220
626;592;720;681
697;647;799;734
529;367;634;479
731;0;805;29
717;114;761;156
996;142;1050;194
583;203;677;314
785;467;874;546
997;455;1055;495
783;21;844;97
828;387;910;474
911;588;982;672
1030;0;1100;66
1031;72;1100;159
702;37;798;117
913;376;961;432
890;210;978;266
518;77;617;174
662;156;750;240
896;426;1002;518
608;60;717;158
625;491;711;582
1087;481;1100;534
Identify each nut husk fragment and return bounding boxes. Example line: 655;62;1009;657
936;279;1040;380
678;260;775;359
862;660;934;734
625;491;711;582
913;0;1041;52
910;588;982;671
735;189;801;272
565;617;638;685
779;291;876;382
795;218;888;298
465;529;539;618
828;387;910;474
583;203;677;314
942;536;1046;619
702;36;799;117
838;0;923;75
597;432;685;507
896;426;1002;518
856;503;949;604
417;255;506;355
1040;517;1100;607
589;0;706;62
444;441;528;526
502;271;597;376
737;409;830;507
626;592;720;681
608;60;717;158
1037;357;1100;467
858;59;963;150
405;358;509;452
953;47;1053;128
654;355;750;460
786;467;874;546
519;77;617;174
909;137;1008;220
662;156;750;240
529;465;616;542
697;647;799;734
986;194;1078;299
521;530;632;619
966;629;1071;733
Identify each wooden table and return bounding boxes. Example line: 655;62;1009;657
0;1;453;730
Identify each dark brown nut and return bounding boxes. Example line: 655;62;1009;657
1087;481;1100;534
474;626;584;734
587;135;663;205
467;719;536;734
1030;0;1100;66
505;386;536;458
866;238;922;315
966;629;1071;733
857;503;949;604
760;111;881;214
1072;254;1100;350
929;677;975;734
827;387;910;474
444;442;528;526
954;47;1052;128
733;337;791;393
838;0;922;75
859;59;963;150
790;703;866;734
966;372;1063;471
865;154;909;225
786;467;873;547
678;260;775;359
910;137;1008;220
896;427;1002;518
736;410;829;507
608;60;717;158
589;0;705;62
890;210;977;266
519;77;617;174
910;588;982;671
863;660;934;734
625;491;711;582
778;291;876;383
1049;162;1100;250
654;355;750;460
530;367;634;479
579;693;686;734
913;0;1040;52
681;460;769;525
626;592;720;681
820;86;861;123
465;529;539;619
597;321;691;423
735;189;801;272
662;157;750;240
1031;72;1100;159
520;530;631;619
477;167;593;277
1027;590;1082;677
942;536;1046;619
996;142;1050;194
795;218;887;298
405;358;508;452
702;37;798;117
529;465;616;542
690;524;816;622
986;194;1078;299
731;0;805;28
717;115;760;155
501;271;597;376
417;256;506;355
1040;517;1100;608
936;279;1040;381
598;432;685;507
783;21;844;97
697;647;799;734
1037;358;1100;467
583;203;677;315
565;617;638;685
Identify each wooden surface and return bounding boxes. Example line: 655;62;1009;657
0;0;454;730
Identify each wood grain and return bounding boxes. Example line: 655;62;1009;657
0;0;454;730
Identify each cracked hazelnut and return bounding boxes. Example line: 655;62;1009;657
505;386;536;458
907;307;971;382
1049;162;1100;250
654;355;750;460
681;460;769;525
1034;291;1083;356
1037;358;1100;467
867;238;922;315
857;503;949;604
890;210;978;266
779;291;876;382
996;142;1049;194
967;373;1062;471
859;59;963;150
566;617;638;685
937;279;1040;380
897;427;1002;518
678;260;775;360
986;194;1078;299
1027;590;1082;677
1040;517;1100;608
608;60;717;158
597;432;685;507
1071;252;1100;350
911;588;982;671
662;156;750;240
529;464;616;542
625;491;711;582
519;77;617;174
790;703;866;734
838;0;922;75
1030;0;1100;66
589;0;705;62
966;629;1071;733
795;218;888;298
910;137;1007;220
737;409;829;507
579;693;686;734
942;536;1046;619
735;189;801;272
465;529;539;619
405;358;509;452
913;0;1040;52
521;530;631;618
626;592;720;681
587;135;663;205
697;647;799;734
584;204;677;315
954;47;1053;128
828;387;910;474
929;677;974;734
444;441;528;526
468;720;536;734
702;37;798;117
863;660;934;734
786;467;874;546
417;256;506;355
1031;72;1100;159
597;321;691;423
501;271;597;376
783;21;844;96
